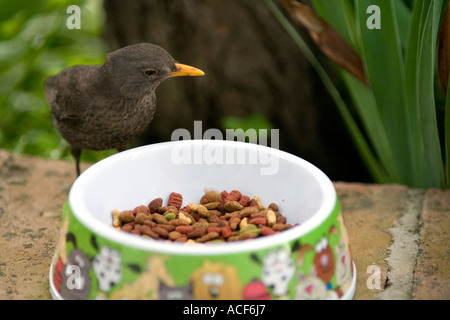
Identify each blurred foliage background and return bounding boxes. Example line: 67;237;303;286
0;0;379;182
0;0;110;162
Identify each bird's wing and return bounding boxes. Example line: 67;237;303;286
44;65;97;122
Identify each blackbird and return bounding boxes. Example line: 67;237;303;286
44;43;205;176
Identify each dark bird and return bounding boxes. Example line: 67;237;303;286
44;43;205;176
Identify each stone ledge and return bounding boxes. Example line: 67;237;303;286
0;150;448;299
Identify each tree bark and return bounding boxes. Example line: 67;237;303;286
103;0;370;182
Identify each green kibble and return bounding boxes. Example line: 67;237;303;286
239;224;261;235
164;212;176;221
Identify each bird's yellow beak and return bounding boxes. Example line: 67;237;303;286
169;63;205;77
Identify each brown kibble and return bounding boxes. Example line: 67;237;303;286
140;225;159;239
201;191;223;204
238;207;259;218
119;210;134;223
272;223;291;231
175;225;195;234
148;198;163;213
121;223;134;233
204;201;220;210
158;206;178;214
135;212;152;224
133;224;142;233
188;202;210;217
229;216;241;230
143;220;156;228
174;234;188;243
224;201;243;213
193;220;209;229
197;232;220;243
250;212;267;219
168;218;190;226
187;227;206;239
268;203;279;212
168;192;183;210
277;216;287;224
252;196;266;210
238;231;259;240
152;213;169;224
247;199;259;208
133;205;150;216
156;224;176;232
153;226;169;238
168;231;182;241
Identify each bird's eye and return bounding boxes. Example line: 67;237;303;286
144;69;158;77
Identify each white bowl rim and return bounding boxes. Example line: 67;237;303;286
68;140;337;256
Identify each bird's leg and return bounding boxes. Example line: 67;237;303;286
70;146;82;177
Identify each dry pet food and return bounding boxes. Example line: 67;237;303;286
111;190;296;243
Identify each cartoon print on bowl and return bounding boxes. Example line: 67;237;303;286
253;248;295;299
52;218;123;300
158;280;193;300
294;271;327;300
334;237;353;296
109;255;175;300
334;212;353;296
59;248;92;300
54;231;92;300
191;260;242;300
296;226;338;299
242;279;271;300
92;245;122;297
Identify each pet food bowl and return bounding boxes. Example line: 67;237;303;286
49;140;356;300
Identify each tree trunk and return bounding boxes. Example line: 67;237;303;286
103;0;370;182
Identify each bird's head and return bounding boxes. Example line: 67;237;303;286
102;43;205;98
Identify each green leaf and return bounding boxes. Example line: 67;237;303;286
405;0;445;188
355;0;411;184
393;0;412;48
445;74;450;187
312;0;358;49
265;0;388;183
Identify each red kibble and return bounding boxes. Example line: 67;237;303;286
239;195;250;207
207;226;223;235
168;192;183;210
225;190;242;202
180;205;193;214
221;226;232;238
261;226;277;236
220;190;228;201
249;217;267;226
